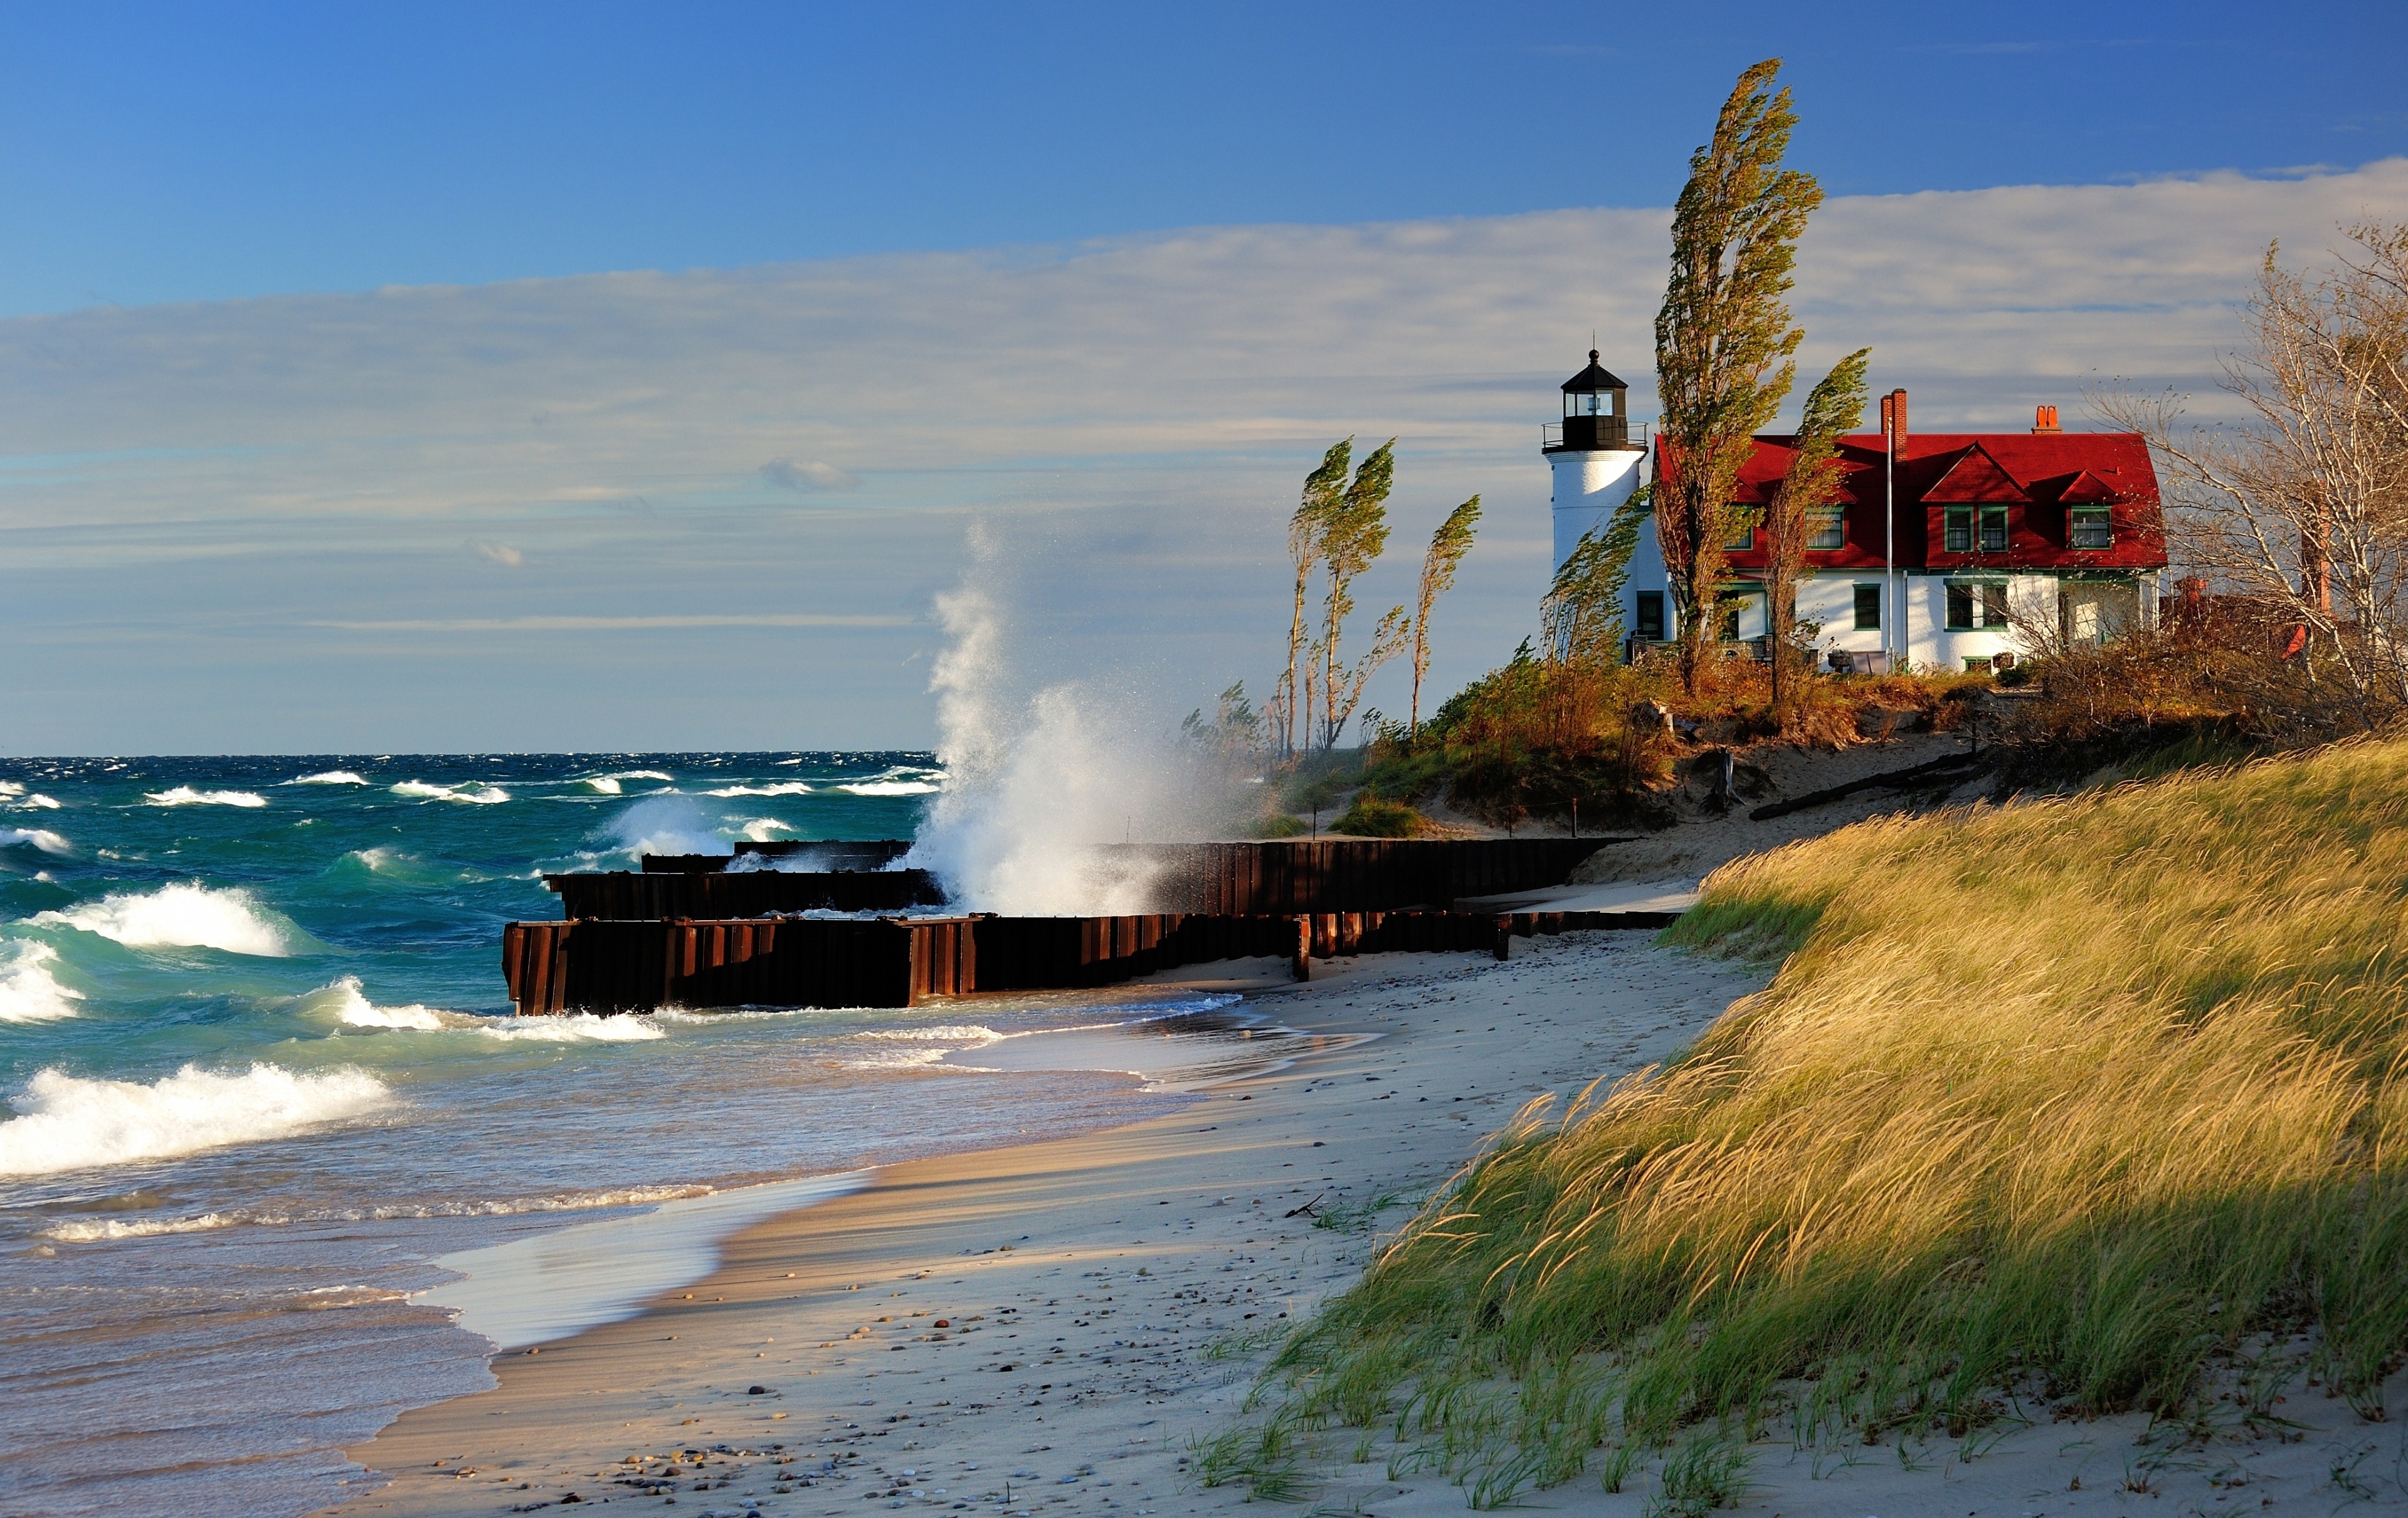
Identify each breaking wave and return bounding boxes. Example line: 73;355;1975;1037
838;779;940;796
302;976;451;1031
283;771;367;786
0;827;72;855
0;1063;395;1177
37;882;312;957
391;781;510;805
144;787;268;808
38;1182;717;1241
0;942;83;1023
9;794;62;810
705;782;816;798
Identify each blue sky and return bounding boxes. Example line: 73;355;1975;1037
0;3;2402;752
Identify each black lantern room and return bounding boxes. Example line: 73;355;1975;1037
1550;349;1630;452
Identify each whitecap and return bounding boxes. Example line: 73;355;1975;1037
36;882;310;957
0;781;20;797
144;786;268;808
391;780;510;805
704;782;816;798
0;943;83;1023
737;817;792;842
601;770;673;783
582;777;623;794
14;794;63;810
835;780;941;796
0;827;71;856
283;771;367;786
0;1063;394;1177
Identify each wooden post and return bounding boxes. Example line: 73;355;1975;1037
1494;914;1514;961
1291;916;1311;981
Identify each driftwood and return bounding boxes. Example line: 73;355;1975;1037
1747;751;1982;822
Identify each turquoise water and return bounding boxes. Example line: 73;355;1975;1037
0;754;1247;1517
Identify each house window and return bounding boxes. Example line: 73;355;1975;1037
1980;507;2009;552
1852;584;1882;630
1723;512;1756;551
1944;507;1973;553
1634;592;1666;641
1719;598;1745;641
2071;507;2112;549
1806;505;1847;550
1945;581;2011;630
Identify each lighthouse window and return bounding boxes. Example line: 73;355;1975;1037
1565;391;1610;417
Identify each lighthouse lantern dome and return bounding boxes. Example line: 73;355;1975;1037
1548;349;1633;452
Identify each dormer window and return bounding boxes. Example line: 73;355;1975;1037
2070;507;2113;549
1806;505;1846;550
1944;506;2009;553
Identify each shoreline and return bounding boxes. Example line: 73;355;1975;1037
313;934;1763;1516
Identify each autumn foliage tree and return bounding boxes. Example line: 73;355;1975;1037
1410;496;1482;734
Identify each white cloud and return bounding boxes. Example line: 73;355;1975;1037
759;457;859;492
0;159;2400;750
475;541;524;566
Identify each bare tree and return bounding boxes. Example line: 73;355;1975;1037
1763;348;1870;730
1654;58;1824;695
2102;222;2408;727
1410;496;1482;735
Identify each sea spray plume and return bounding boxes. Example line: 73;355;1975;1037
598;794;727;861
907;556;1247;914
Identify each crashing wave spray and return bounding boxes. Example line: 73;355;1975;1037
906;539;1245;915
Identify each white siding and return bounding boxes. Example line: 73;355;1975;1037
1548;447;1648;574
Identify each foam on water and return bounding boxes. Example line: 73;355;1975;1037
1;826;72;855
704;781;817;797
11;793;63;809
391;780;510;804
37;881;310;957
38;1184;721;1241
416;1171;871;1349
283;771;368;786
0;942;83;1022
472;1013;667;1043
838;779;940;795
144;786;268;808
0;1063;394;1177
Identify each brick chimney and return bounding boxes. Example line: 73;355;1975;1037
1881;388;1908;460
2032;403;2061;433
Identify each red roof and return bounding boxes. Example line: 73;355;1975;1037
1654;430;2167;574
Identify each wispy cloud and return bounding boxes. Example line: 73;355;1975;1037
474;541;524;566
0;159;2399;750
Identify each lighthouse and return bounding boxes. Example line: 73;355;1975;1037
1543;350;1649;575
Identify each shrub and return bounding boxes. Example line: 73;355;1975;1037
1329;795;1424;837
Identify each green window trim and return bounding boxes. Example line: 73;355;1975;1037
1943;580;2012;632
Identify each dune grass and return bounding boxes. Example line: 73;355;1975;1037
1233;736;2408;1504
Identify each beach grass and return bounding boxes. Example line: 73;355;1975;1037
1236;735;2408;1499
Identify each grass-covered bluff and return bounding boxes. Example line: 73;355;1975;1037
1201;737;2408;1508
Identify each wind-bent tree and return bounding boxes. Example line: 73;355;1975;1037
1763;348;1871;728
1654;58;1825;694
1314;440;1407;750
1409;496;1483;735
1541;487;1649;667
1274;440;1353;763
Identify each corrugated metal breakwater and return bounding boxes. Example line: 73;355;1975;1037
512;837;1654;1016
640;839;916;874
501;907;1680;1016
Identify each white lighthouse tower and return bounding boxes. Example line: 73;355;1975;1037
1544;350;1650;575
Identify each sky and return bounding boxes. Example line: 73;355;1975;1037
2;1;2404;753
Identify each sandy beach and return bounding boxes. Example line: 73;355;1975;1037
315;926;2408;1518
